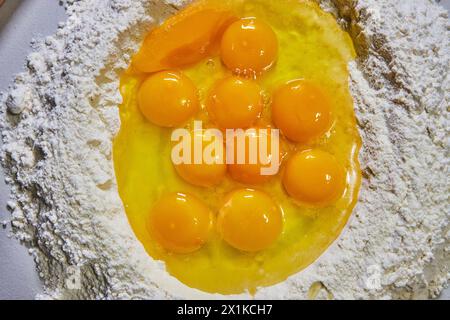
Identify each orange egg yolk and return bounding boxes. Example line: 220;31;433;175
218;189;283;252
174;130;227;187
221;18;278;77
148;193;213;254
272;80;333;143
207;77;263;129
138;71;199;128
283;150;346;207
133;2;236;73
228;128;280;184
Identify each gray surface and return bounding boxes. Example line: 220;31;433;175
0;0;66;300
0;0;448;300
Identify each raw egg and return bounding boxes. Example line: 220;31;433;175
221;17;278;77
173;129;227;187
227;128;280;184
272;80;333;143
207;76;263;129
133;1;237;73
283;150;346;207
218;189;284;252
148;192;213;254
114;0;361;295
138;71;199;127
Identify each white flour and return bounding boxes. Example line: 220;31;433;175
0;0;448;299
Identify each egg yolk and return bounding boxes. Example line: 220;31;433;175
218;189;283;252
148;193;213;254
207;77;263;129
228;128;280;184
283;150;346;207
174;130;227;187
221;18;278;77
138;71;199;128
272;80;333;143
133;2;236;73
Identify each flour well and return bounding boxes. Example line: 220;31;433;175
0;0;448;299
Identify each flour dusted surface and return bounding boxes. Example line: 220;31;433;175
0;0;448;299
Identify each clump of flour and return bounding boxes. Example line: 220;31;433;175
0;0;448;299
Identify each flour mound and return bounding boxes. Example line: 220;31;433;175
0;0;448;299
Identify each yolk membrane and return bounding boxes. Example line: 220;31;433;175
228;128;280;185
148;192;213;254
272;80;333;143
283;150;346;207
133;1;237;73
221;18;278;77
207;76;263;129
218;189;283;252
138;71;199;128
174;130;227;187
